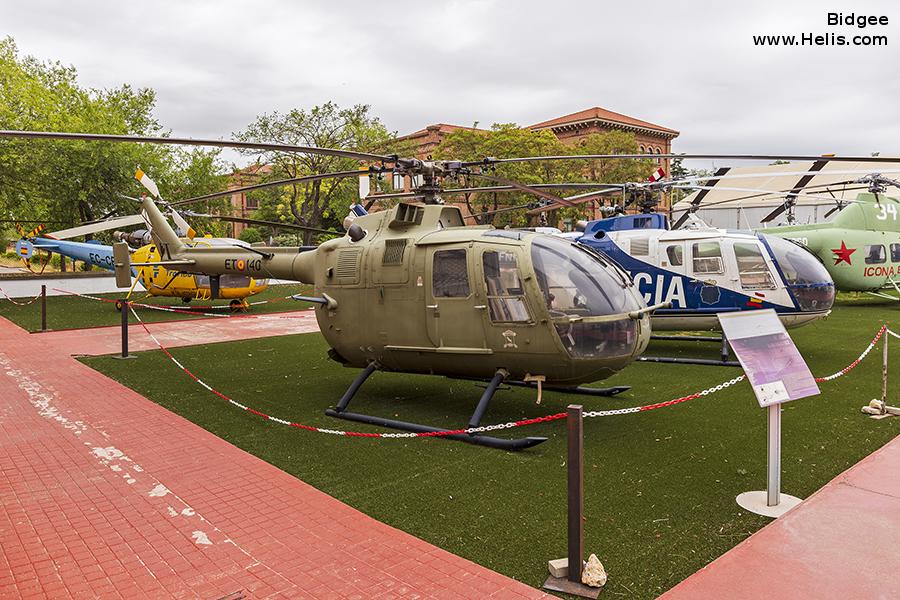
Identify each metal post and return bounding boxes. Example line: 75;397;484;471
881;333;889;414
567;404;584;583
721;332;730;364
767;404;781;506
120;299;129;358
40;285;47;332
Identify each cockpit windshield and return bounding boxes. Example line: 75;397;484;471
530;236;641;358
762;235;835;311
531;236;633;317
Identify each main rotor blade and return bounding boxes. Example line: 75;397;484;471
760;203;789;223
670;184;854;204
170;170;368;207
47;214;146;239
466;172;576;206
823;205;843;219
365;183;622;202
469;154;900;166
183;212;342;236
671;211;692;230
684;167;730;208
0;130;393;163
525;187;624;215
683;182;869;209
662;168;900;189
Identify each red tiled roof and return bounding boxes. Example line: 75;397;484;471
530;107;679;135
395;123;485;140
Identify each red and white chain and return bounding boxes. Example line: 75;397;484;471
0;288;43;306
814;324;885;382
127;307;888;439
52;288;310;320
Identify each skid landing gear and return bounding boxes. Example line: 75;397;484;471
324;364;548;450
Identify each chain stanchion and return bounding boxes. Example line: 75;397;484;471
115;299;136;360
863;326;900;417
40;285;47;332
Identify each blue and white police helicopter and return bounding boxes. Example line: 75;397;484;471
565;212;835;331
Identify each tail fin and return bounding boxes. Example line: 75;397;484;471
140;196;185;259
112;242;133;288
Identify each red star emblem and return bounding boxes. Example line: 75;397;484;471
831;241;856;265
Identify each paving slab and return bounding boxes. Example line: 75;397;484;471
41;309;321;356
660;434;900;600
0;317;551;599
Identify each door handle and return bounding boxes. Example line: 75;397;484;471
474;305;487;310
426;304;438;309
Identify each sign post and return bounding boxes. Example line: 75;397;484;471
718;310;817;518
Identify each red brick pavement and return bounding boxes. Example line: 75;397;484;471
43;309;322;356
0;317;551;599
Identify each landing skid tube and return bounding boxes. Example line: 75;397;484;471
325;365;548;450
503;380;631;397
641;332;740;367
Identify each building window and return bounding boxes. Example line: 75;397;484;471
433;249;470;297
245;196;259;209
639;145;645;153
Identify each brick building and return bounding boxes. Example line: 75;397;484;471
391;106;678;223
228;163;272;237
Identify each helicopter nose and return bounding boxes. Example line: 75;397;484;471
762;235;835;312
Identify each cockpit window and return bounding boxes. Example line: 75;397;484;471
763;235;835;311
221;275;251;288
482;250;530;322
530;236;640;358
666;245;683;266
865;244;886;265
733;243;775;290
692;242;724;274
433;249;470;298
531;236;630;317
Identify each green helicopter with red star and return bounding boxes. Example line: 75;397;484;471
758;175;900;299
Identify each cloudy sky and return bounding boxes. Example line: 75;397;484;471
2;0;898;168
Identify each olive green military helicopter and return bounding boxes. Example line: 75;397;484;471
4;130;898;449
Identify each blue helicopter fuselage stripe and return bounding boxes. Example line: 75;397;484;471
579;235;804;315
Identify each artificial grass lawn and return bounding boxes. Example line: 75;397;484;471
83;299;899;598
0;283;316;332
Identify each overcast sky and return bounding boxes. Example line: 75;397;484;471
2;0;898;169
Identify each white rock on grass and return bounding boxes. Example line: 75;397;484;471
581;554;607;588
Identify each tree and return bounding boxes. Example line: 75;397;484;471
234;103;393;244
0;37;227;240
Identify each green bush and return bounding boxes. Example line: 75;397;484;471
238;227;264;244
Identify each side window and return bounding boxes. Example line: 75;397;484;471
433;249;470;297
692;242;724;274
666;245;683;266
482;250;530;322
733;243;775;289
892;243;900;262
865;244;886;265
